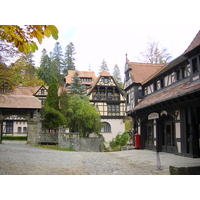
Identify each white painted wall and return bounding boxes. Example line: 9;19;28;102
101;119;125;146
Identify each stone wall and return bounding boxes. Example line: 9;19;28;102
58;133;104;152
37;131;58;144
169;165;200;175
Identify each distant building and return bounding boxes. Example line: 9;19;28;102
64;70;126;146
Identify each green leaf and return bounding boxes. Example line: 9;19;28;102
44;27;51;37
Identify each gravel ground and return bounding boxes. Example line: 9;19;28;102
1;141;199;175
0;141;160;175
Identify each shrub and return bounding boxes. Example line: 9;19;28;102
109;132;130;151
2;136;27;141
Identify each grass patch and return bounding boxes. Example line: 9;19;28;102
2;136;27;141
34;145;75;152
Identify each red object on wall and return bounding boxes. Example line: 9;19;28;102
134;134;140;149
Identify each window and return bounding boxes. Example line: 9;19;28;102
103;77;109;84
101;122;111;132
138;89;143;98
18;127;22;133
182;66;187;78
125;72;129;80
23;127;27;133
153;82;157;91
176;70;181;81
41;89;45;94
192;57;199;73
160;79;164;88
108;104;120;115
126;94;130;104
80;78;92;82
6;121;13;134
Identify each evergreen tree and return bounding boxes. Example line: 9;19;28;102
37;49;52;85
64;42;76;75
112;64;122;84
67;71;86;95
51;42;64;73
99;59;109;74
51;42;64;83
42;76;66;130
45;76;59;110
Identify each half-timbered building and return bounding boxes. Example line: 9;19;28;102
87;70;126;145
124;31;200;157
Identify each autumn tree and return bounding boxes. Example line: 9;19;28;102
139;38;172;64
0;25;59;53
0;25;58;93
0;40;23;93
10;54;44;86
64;42;76;75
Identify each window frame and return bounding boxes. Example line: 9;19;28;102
101;122;111;133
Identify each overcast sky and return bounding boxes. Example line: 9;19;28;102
7;0;200;79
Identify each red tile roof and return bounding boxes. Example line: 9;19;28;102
7;86;65;96
127;62;164;83
64;70;97;85
0;95;41;109
100;70;111;77
183;30;200;55
133;81;200;111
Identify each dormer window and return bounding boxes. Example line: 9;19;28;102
153;81;157;91
192;57;199;73
176;69;181;81
103;77;109;84
160;79;164;88
138;89;143;98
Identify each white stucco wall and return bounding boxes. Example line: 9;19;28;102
101;119;125;146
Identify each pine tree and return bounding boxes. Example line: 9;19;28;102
45;76;59;110
67;71;86;95
64;42;76;75
42;76;66;130
112;64;122;84
37;49;52;85
99;59;109;74
51;42;64;84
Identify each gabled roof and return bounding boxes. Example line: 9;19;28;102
0;95;41;109
183;30;200;55
10;86;41;96
6;85;65;96
64;70;97;85
127;62;164;83
133;81;200;111
100;70;111;77
143;55;188;84
87;70;123;96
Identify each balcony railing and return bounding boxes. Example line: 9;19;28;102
93;95;120;101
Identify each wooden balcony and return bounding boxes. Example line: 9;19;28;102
92;95;120;101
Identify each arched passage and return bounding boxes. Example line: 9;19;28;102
0;95;41;145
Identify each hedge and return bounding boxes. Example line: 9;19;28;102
2;136;27;141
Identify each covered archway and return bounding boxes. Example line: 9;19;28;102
0;95;41;145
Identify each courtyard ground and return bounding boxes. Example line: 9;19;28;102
0;140;200;175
